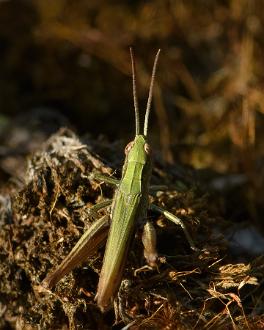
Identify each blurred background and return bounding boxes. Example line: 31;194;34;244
0;1;263;229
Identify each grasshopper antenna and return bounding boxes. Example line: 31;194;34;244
130;47;140;136
143;49;161;137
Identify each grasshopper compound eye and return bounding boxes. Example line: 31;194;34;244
125;141;134;155
144;143;152;155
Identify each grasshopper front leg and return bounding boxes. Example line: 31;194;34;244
42;200;112;289
89;172;120;186
91;172;167;194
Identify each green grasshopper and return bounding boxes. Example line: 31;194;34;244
42;48;197;311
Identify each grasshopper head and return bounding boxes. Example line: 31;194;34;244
124;135;151;163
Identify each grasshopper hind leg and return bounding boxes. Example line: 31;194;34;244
136;203;198;276
42;200;113;289
142;221;158;267
134;221;159;276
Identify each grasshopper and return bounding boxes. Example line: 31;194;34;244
42;48;197;311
